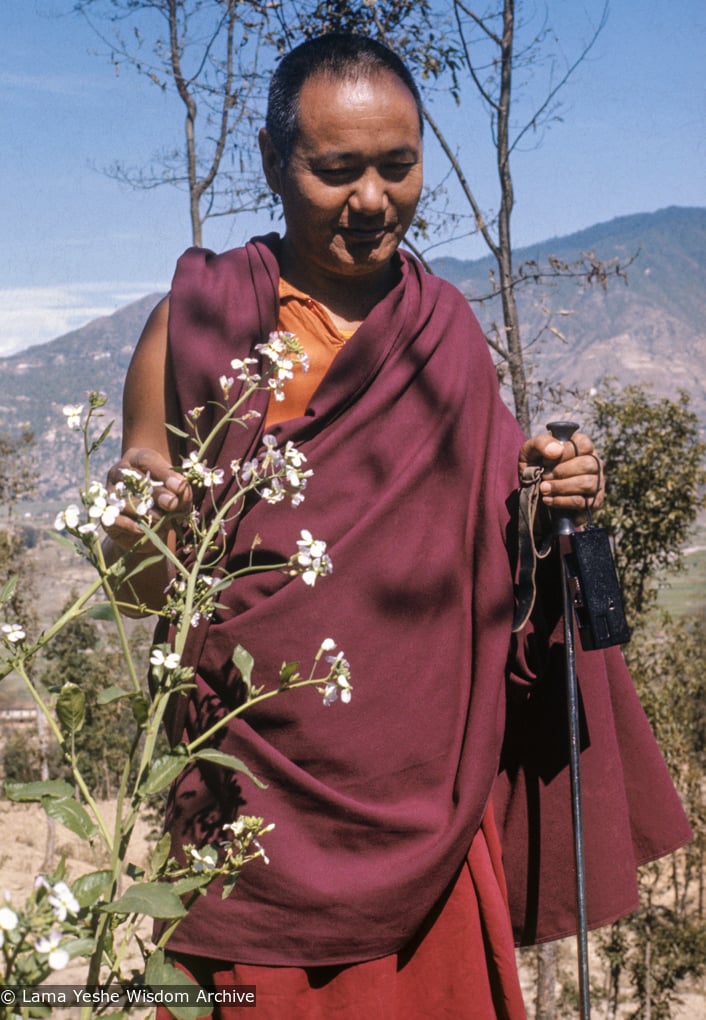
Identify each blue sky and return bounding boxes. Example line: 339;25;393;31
2;0;705;355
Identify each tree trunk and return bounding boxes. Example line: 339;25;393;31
535;942;557;1020
496;0;530;431
644;920;652;1020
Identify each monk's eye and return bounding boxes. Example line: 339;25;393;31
380;161;418;181
315;167;361;184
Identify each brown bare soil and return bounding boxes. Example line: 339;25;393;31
0;799;154;988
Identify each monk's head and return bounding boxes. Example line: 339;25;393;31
263;34;423;166
259;34;424;286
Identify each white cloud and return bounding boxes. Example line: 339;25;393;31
0;69;97;97
0;283;167;358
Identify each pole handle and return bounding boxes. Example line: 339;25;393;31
546;420;580;536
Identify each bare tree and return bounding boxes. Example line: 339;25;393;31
76;0;273;246
437;1;614;430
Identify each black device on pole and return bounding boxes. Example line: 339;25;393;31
546;420;592;1020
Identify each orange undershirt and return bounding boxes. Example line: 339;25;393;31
264;278;354;428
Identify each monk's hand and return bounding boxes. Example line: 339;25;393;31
518;432;605;521
104;447;192;551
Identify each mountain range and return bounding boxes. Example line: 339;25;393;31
1;205;704;505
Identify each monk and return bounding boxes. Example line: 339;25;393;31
103;33;690;1020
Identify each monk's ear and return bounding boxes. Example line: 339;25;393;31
259;128;284;195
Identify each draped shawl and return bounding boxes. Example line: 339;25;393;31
159;236;690;965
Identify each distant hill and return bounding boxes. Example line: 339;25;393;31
1;206;704;505
0;294;164;502
433;206;706;422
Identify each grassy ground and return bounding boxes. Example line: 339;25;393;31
655;513;706;618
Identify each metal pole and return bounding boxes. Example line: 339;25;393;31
547;421;591;1020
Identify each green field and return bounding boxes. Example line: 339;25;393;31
655;513;706;619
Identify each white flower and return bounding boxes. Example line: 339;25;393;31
100;503;121;527
223;817;275;866
62;404;84;430
189;846;218;872
116;469;161;517
292;530;333;586
238;457;258;485
150;648;181;671
321;652;353;707
320;638;336;652
0;905;18;931
204;466;225;487
54;504;81;531
85;480;125;528
1;623;25;645
255;331;309;401
35;931;69;971
322;678;353;706
230;357;261;383
47;881;79;922
260;478;285;505
219;374;235;398
181;451;224;489
164;573;215;630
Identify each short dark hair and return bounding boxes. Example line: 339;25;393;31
265;33;423;163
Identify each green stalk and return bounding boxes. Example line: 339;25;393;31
13;662;113;851
186;675;326;755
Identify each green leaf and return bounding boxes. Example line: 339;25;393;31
279;660;300;684
102;882;186;919
5;778;75;802
123;553;166;581
150;832;172;875
42;796;98;841
232;644;254;689
165;423;191;440
48;529;80;551
71;869;113;908
85;602;120;621
221;872;240;900
131;693;150;726
170;874;212;895
90;420;114;451
143;947;168;983
135;523;184;574
144;950;203;1020
96;685;130;705
140;749;189;796
193;748;266;789
65;937;96;960
0;575;18;605
56;681;86;734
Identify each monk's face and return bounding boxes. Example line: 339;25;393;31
261;69;423;287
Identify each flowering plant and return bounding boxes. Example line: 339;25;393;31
0;334;351;1017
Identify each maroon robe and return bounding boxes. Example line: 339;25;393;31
158;236;690;964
